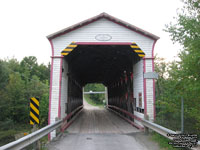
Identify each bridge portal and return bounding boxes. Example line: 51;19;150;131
47;12;159;139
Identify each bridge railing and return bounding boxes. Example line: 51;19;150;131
0;105;83;150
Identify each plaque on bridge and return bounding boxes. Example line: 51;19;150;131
144;72;158;79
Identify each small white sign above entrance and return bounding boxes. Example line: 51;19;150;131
95;34;112;41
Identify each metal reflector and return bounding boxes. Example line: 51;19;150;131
61;42;77;56
30;97;39;125
130;42;145;57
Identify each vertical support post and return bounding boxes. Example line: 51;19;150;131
31;125;41;150
181;96;184;133
105;86;108;107
144;126;149;134
55;117;61;136
126;73;132;119
83;87;84;106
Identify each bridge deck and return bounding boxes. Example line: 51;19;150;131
48;100;159;150
67;108;139;134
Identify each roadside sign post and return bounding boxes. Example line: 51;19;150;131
30;97;40;150
30;97;40;125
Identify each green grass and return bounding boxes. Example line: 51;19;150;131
0;130;17;146
84;95;104;108
151;132;184;150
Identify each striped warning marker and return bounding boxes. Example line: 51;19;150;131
130;42;145;58
30;97;39;125
61;42;77;56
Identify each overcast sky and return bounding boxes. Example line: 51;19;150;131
0;0;183;65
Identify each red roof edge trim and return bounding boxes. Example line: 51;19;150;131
47;12;159;40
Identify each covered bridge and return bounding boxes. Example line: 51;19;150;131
47;12;159;139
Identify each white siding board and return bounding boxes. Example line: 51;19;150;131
52;19;154;57
60;60;68;119
146;79;154;121
49;58;62;139
133;60;144;109
49;17;156;139
145;59;153;73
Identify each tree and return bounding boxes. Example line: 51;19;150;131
0;57;50;145
84;83;105;104
160;0;200;134
5;73;26;123
27;76;49;127
0;60;9;89
155;58;185;130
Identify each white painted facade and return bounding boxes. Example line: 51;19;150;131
48;18;156;139
60;59;68;119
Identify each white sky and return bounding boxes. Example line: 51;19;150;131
0;0;183;65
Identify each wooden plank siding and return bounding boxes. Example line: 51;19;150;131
48;18;156;139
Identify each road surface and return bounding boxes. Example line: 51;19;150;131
48;99;159;150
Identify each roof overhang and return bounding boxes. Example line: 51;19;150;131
47;12;160;40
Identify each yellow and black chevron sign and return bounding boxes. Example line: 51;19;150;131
30;97;39;125
61;42;77;56
130;42;145;58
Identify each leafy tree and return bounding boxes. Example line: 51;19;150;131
155;58;181;130
36;63;50;83
6;58;21;73
0;60;9;89
39;87;49;127
0;57;50;145
156;0;200;134
84;83;105;104
20;56;50;83
5;73;26;123
27;76;49;127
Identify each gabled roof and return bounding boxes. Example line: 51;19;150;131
47;12;159;40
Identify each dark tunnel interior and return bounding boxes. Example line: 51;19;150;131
64;45;142;116
65;45;141;86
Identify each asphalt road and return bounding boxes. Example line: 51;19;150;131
48;99;159;150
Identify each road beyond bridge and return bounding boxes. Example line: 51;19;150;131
48;99;159;150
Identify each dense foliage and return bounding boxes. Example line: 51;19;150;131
155;0;200;136
0;56;50;145
84;83;105;104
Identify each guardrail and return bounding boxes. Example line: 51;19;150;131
141;119;176;140
141;119;200;150
0;120;62;150
0;105;83;150
107;105;199;150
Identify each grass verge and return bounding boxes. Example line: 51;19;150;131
84;95;104;108
151;132;183;150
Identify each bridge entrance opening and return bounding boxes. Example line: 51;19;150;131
83;83;105;107
65;44;141;85
62;43;142;124
47;13;159;139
